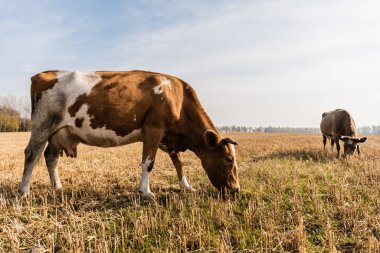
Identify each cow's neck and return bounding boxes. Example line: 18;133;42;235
178;99;219;156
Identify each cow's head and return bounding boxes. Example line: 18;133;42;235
200;130;240;193
338;135;367;157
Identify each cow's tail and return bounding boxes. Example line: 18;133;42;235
30;74;39;116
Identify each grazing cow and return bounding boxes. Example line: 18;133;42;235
19;70;240;197
320;109;367;157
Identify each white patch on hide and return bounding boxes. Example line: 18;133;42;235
229;143;238;169
57;71;101;96
31;71;102;141
139;157;153;196
43;71;143;147
66;104;142;147
179;176;192;190
153;77;172;95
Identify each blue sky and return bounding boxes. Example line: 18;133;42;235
1;0;380;127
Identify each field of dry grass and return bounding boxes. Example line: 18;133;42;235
0;132;380;252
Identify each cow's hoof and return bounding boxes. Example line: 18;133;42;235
184;186;197;192
52;187;63;194
18;188;30;198
178;176;196;192
140;191;155;199
53;182;62;191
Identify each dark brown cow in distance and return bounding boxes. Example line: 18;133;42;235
19;70;240;197
320;109;367;158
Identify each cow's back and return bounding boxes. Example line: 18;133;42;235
30;70;186;146
320;109;356;138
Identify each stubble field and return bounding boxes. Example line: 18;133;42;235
0;132;380;252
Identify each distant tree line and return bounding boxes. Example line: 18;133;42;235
357;126;380;135
218;126;320;133
0;95;31;132
218;125;380;134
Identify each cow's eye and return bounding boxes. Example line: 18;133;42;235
225;156;233;162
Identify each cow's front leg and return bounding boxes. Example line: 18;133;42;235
139;127;164;198
169;152;195;192
357;145;361;155
334;137;341;158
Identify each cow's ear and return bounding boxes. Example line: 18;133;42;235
338;135;350;141
204;130;220;149
359;137;367;143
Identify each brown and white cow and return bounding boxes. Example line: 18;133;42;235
320;109;367;158
19;70;240;197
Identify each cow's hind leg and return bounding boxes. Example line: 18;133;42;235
323;135;327;151
20;114;63;196
19;134;48;196
44;143;62;190
169;152;195;192
139;127;165;198
330;139;334;154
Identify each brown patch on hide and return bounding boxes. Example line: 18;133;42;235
75;118;84;128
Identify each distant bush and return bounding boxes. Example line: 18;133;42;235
0;95;31;132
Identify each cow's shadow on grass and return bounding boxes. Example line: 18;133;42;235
251;149;334;163
1;182;226;211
